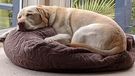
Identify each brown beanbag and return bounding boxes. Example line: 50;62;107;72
3;27;135;72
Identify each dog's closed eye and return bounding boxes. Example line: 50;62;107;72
26;13;41;19
18;15;22;19
26;13;33;17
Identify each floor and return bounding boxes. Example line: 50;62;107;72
0;44;135;76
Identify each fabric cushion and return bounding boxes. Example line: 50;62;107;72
3;27;135;73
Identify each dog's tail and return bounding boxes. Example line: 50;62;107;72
69;43;124;56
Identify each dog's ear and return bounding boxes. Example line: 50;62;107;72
36;6;49;26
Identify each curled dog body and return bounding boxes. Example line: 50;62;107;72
0;5;127;56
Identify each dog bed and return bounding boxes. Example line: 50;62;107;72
2;27;135;72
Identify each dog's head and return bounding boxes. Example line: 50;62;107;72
17;5;49;31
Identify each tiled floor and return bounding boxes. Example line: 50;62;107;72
0;47;135;76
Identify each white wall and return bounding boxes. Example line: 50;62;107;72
49;0;71;7
22;0;71;8
22;0;45;7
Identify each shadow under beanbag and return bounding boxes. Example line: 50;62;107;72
3;27;135;72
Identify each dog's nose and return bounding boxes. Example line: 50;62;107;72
18;22;25;26
17;22;26;31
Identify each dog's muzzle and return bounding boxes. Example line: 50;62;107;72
18;22;26;31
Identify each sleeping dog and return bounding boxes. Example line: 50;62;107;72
0;5;126;56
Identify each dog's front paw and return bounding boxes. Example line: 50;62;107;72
0;35;6;42
44;37;55;43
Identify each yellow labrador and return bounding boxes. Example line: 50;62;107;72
0;5;126;56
